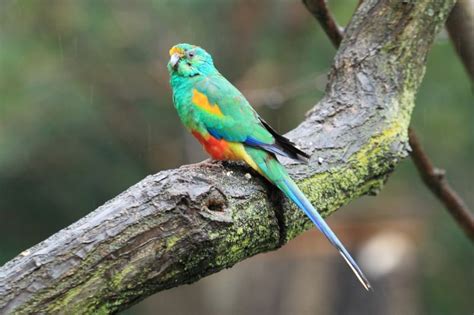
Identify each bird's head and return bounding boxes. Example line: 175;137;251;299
167;43;215;77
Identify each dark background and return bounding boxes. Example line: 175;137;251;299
0;1;472;314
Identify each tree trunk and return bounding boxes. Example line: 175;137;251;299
0;0;455;313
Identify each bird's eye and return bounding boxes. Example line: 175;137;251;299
187;51;195;58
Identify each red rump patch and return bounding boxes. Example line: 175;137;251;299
191;131;232;160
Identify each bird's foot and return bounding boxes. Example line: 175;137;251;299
191;158;220;168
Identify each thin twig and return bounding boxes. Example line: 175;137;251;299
445;0;474;81
408;129;474;241
302;0;474;241
302;0;343;47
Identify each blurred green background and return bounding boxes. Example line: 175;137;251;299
0;1;472;314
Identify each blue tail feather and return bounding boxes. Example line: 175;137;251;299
281;177;372;291
242;146;371;290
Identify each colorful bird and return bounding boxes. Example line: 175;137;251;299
167;43;371;290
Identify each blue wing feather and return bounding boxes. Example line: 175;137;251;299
208;128;303;160
244;136;294;158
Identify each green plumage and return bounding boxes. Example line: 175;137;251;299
168;43;371;290
169;52;274;146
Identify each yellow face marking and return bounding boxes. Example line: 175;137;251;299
169;46;184;57
192;89;223;116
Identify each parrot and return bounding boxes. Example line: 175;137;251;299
167;43;371;291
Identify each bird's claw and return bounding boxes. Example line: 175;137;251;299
193;158;219;168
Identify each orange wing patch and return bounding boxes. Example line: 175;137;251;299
192;89;223;116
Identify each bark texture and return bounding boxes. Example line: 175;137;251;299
0;0;455;313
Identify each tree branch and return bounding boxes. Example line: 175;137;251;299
0;0;456;313
302;0;342;47
408;129;474;240
303;0;474;241
446;0;474;81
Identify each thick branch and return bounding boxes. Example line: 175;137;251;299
0;0;455;313
304;0;474;241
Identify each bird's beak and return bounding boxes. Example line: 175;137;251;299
169;46;185;70
169;53;181;70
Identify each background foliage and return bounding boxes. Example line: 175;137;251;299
0;1;472;314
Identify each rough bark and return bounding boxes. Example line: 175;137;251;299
0;0;455;313
304;0;474;241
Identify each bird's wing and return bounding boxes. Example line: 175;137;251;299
194;73;309;161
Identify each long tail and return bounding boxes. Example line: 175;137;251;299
243;147;371;290
279;176;372;291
